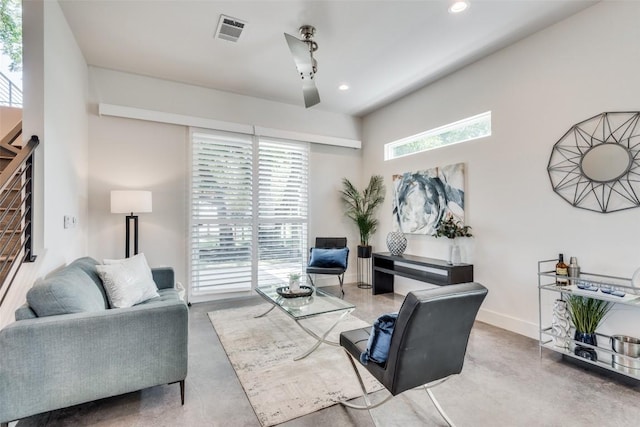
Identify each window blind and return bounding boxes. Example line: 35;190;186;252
190;130;309;296
258;138;309;287
190;130;253;294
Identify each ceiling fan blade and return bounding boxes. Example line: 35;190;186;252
284;33;312;71
284;32;320;108
302;80;320;108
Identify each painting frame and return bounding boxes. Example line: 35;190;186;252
392;163;465;235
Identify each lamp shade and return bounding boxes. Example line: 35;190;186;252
110;190;152;214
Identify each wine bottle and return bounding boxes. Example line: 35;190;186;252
556;253;568;286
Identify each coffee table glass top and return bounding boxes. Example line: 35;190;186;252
255;284;355;320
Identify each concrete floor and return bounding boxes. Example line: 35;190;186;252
14;283;640;426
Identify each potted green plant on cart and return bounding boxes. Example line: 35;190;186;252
566;295;611;361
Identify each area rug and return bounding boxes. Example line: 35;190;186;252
208;304;384;426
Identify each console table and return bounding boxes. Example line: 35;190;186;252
372;252;474;295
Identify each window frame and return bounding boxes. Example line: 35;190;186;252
384;111;492;160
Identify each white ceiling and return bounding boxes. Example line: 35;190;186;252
58;0;597;117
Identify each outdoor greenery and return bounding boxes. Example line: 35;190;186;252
391;119;490;158
340;175;385;246
434;213;472;239
566;295;611;334
0;0;21;71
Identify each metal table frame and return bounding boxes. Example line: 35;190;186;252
254;285;355;361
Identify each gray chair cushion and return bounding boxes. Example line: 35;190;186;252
27;262;109;317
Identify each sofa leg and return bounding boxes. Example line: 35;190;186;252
180;380;185;405
2;422;9;427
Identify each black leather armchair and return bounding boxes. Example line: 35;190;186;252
339;282;488;425
306;237;348;295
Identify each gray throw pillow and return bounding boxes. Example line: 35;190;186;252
27;267;108;317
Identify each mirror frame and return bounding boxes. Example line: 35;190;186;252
547;112;640;213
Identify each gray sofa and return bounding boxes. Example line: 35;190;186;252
0;257;188;426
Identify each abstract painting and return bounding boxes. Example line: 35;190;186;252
392;163;465;235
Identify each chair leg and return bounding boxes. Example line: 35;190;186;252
307;273;315;288
340;349;393;410
180;380;185;405
424;386;455;427
338;274;345;297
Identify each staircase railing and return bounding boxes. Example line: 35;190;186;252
0;71;22;108
0;125;39;306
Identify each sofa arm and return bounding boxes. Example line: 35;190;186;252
152;267;175;289
0;299;188;424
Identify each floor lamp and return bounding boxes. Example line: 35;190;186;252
110;190;152;258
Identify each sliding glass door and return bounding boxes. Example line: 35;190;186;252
189;129;308;298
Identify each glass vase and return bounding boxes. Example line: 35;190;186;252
448;241;461;265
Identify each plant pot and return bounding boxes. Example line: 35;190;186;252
574;331;598;361
357;245;372;258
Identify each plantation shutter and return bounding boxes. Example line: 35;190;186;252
190;129;253;294
190;129;309;297
257;138;309;287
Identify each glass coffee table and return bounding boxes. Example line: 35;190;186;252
254;284;355;361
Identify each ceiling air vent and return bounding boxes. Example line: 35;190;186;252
215;15;246;42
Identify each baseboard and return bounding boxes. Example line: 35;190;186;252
476;307;539;340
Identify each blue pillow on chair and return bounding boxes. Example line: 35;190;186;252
309;247;349;269
360;312;398;365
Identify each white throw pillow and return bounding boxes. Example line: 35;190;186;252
96;253;159;308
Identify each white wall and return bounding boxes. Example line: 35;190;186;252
87;68;362;291
362;1;640;339
42;0;89;263
0;0;89;329
88;115;187;282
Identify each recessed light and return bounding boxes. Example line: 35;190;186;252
449;1;469;14
338;84;350;91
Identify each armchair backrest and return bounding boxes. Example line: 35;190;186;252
314;237;347;249
382;282;488;395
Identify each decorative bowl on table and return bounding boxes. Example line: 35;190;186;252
276;285;313;298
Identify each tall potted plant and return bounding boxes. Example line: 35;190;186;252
566;295;611;361
340;175;385;258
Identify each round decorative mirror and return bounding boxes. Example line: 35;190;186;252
548;112;640;213
580;143;632;183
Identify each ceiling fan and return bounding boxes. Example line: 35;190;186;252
284;25;320;108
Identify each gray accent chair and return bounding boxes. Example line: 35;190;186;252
339;282;487;426
0;257;188;427
306;237;349;295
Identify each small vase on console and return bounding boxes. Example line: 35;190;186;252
386;231;407;256
448;240;461;265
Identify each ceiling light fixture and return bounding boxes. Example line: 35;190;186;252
338;84;350;91
449;1;469;14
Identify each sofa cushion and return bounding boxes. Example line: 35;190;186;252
135;288;180;306
66;257;109;309
27;262;109;317
14;304;37;320
96;254;159;308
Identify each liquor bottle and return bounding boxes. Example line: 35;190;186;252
556;253;568;286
